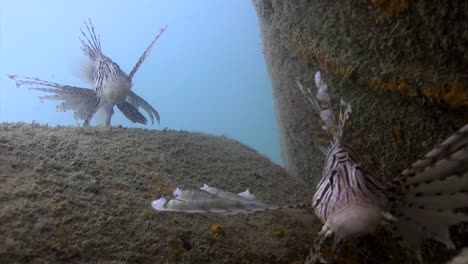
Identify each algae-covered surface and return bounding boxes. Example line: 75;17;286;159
253;0;468;263
0;123;316;263
253;0;468;185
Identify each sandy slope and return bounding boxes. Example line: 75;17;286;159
0;123;316;263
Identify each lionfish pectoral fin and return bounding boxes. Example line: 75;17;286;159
127;91;160;124
391;123;468;255
117;101;147;125
8;74;99;126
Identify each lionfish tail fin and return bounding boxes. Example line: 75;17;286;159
79;18;102;61
297;71;351;144
390;124;468;253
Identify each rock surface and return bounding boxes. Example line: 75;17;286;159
253;0;468;184
253;0;468;263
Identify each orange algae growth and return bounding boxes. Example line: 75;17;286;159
55;229;71;247
209;224;225;236
392;124;405;145
272;228;285;238
296;46;468;108
359;78;468;107
370;0;411;23
168;242;184;257
421;81;468;108
359;79;418;97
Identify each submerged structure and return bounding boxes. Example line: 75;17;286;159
250;1;468;261
8;20;165;127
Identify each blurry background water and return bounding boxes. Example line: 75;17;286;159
0;0;282;164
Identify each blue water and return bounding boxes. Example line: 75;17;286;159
0;0;282;165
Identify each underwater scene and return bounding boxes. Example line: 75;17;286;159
0;0;467;263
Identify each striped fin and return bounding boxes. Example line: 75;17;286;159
399;124;468;185
393;217;426;260
34;86;99;123
8;74;88;91
396;207;467;250
394;123;468;194
116;101;147;125
402;173;468;196
152;184;311;214
79;19;102;61
128;25;167;80
390;124;468;252
297;71;351;145
126;91;160;124
405;193;468;211
8;74;98;125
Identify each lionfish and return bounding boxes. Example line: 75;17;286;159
8;19;165;127
152;71;468;263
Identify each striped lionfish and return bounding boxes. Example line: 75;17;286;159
8;19;166;127
152;71;468;263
